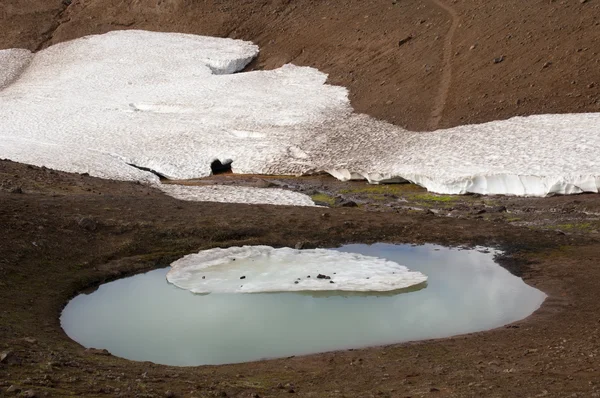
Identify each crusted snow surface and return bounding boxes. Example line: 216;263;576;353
0;48;33;90
298;113;600;196
159;184;316;206
167;246;428;294
1;30;600;197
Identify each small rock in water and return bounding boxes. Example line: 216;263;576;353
240;276;246;280
294;281;299;284
202;276;205;279
307;275;311;278
330;281;335;284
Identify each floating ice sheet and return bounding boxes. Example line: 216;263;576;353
1;30;600;197
167;246;428;294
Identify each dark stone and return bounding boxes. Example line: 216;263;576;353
210;159;233;175
294;281;299;284
317;274;329;279
488;205;507;213
493;55;505;64
240;276;246;280
10;186;23;194
78;217;97;232
398;36;413;46
336;199;358;208
330;281;335;284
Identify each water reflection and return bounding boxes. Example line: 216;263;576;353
61;244;546;366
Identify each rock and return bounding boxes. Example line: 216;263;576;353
10;186;23;194
317;274;331;279
337;199;358;208
85;348;110;356
329;281;335;284
240;276;246;280
23;337;37;344
294;241;305;250
78;217;97;232
165;391;176;398
487;205;507;213
493;56;505;64
294;281;299;284
0;351;11;363
542;61;552;69
6;385;18;393
398;36;413;47
22;390;37;398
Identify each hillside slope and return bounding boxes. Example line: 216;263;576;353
1;0;599;131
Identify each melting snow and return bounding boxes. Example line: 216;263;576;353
159;184;316;206
167;246;428;294
1;30;599;197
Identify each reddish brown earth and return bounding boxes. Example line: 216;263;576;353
2;163;600;397
2;1;600;397
1;0;599;131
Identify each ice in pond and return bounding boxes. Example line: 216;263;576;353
167;246;428;293
61;244;546;366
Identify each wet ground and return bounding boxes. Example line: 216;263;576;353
2;159;600;397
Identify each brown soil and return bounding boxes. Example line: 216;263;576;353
1;0;599;131
2;1;600;397
2;161;600;397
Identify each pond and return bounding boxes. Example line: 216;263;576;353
61;244;546;366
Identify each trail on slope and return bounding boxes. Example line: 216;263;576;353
428;0;460;131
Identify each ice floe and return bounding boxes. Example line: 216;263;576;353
166;246;428;294
159;184;316;206
1;30;600;197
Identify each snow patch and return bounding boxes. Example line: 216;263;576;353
159;184;317;207
0;48;33;89
1;30;599;198
166;246;428;294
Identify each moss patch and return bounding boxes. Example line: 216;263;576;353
311;193;336;206
339;183;423;195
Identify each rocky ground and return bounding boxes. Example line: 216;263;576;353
2;160;600;397
2;1;600;396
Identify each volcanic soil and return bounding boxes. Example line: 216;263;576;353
2;1;600;397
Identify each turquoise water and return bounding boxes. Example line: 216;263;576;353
61;244;546;366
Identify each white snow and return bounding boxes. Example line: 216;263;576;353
159;184;316;206
166;246;428;294
1;29;600;197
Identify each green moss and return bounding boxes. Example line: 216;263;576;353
310;193;336;206
411;193;459;203
339;183;423;195
553;222;594;231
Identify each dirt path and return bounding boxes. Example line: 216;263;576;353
428;0;460;130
